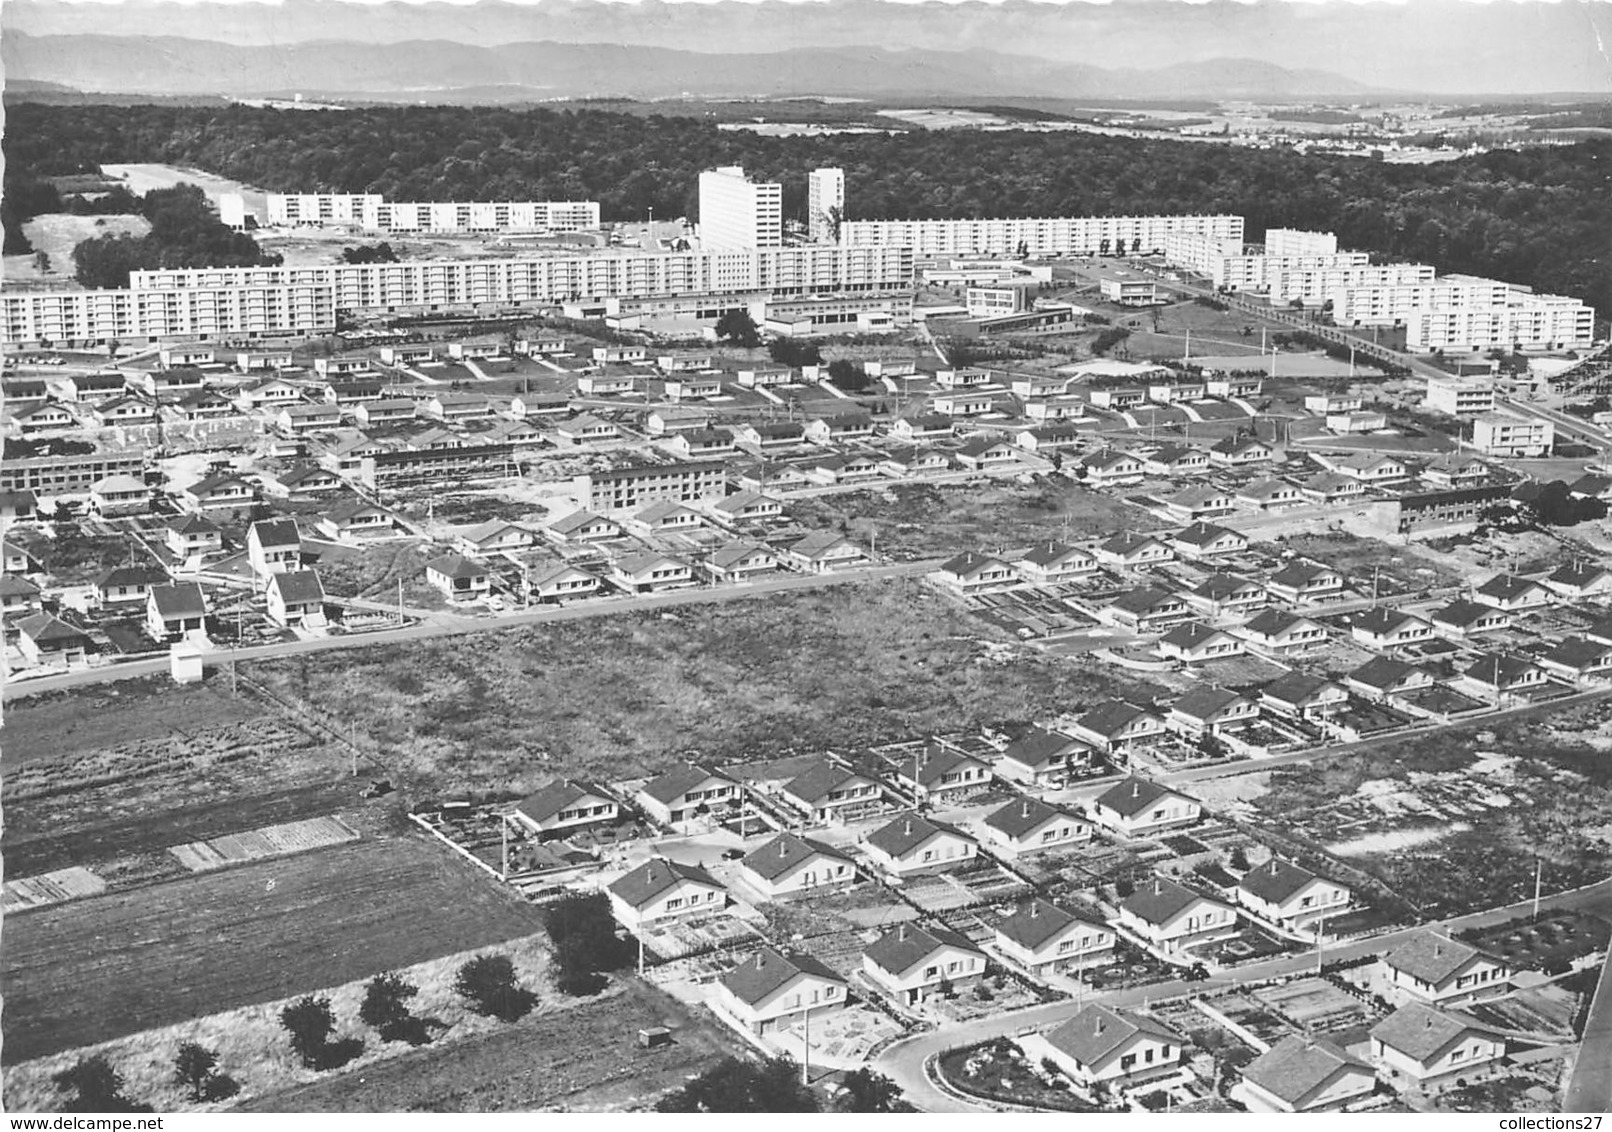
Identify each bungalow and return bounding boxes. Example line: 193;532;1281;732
936;366;995;389
506;393;569;420
610;551;693;593
663;428;735;460
1089;387;1145;411
15;613;91;668
2;536;43;574
377;345;436;366
954;437;1020;470
545;510;621;544
732;421;807;451
47;370;125;403
95;565;169;609
1586;615;1612;648
235;350;294;373
89;474;153;517
1105;586;1191;633
980;796;1092;857
739;833;858;900
1540;637;1612;683
1119;876;1240;949
271;464;344;496
709;490;782;526
804;413;876;444
1544;561;1612;602
1206;375;1262;400
705;540;778;582
1236;1037;1375;1114
806;452;884;484
425;553;492;603
880;447;952;478
181;472;255;511
1162;486;1236;524
1014;541;1096;586
1266;561;1345;606
513;779;619;837
779;760;884;824
165;513;224;559
862;813;979;877
1260;673;1349;722
1370;1003;1507;1088
1041;1005;1186;1087
146;582;208;642
312;357;371;378
351;398;417;427
1300;473;1366;506
1171;521;1247;560
779;531;866;574
995;727;1096;789
1239;609;1330;656
1167;685;1259;738
157;346;214;368
524;562;601;603
1148;380;1205;405
735;461;817;494
92;396;156;427
891;414;955;443
1079;450;1146;488
1323;452;1408;484
1236;477;1306;511
322;380;387;406
247;518;303;579
1347;656;1437;701
1327;410;1388;435
1142;444;1212;477
1071;701;1167;756
315;498;393;542
1185;573;1267;618
1462;652;1548;695
1382;932;1512;1005
636;762;741;827
265;569;327;629
555;414;620;446
1090;776;1202;837
1431;599;1512;638
1350;607;1434;650
454;521;534;556
862;923;987;1006
1157;622;1243;664
1016;424;1085;454
627;500;703;537
714;949;849;1036
1237;858;1352;931
592;345;648;364
664;375;723;402
607;858;726;931
234;377;302;412
935;551;1017;595
575;372;637;398
420;393;494;422
1094;531;1173;571
1010;374;1072;399
10;402;77;434
735;366;793;388
277;403;341;435
931;390;996;418
1022;396;1087;423
0;575;42;623
1209;435;1274;467
995;899;1115;974
1472;574;1552;612
896;743;993;805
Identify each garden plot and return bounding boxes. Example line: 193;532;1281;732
1458;911;1611;974
1469;983;1582;1039
1187;925;1303;967
926;972;1043;1023
168;815;360;873
1199;991;1295;1049
637;911;764;963
773;1005;905;1064
3;867;107;914
1251;977;1383;1040
900;862;1030;914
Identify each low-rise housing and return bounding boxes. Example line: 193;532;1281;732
608;858;725;930
862;813;979;876
862;923;986;1006
1041;1005;1185;1087
738;833;858;900
1090;776;1201;836
1236;1036;1375;1114
1382;932;1512;1004
636;763;741;827
1237;858;1352;930
1119;876;1240;948
995;899;1115;974
714;948;849;1036
514;779;619;837
980;796;1092;857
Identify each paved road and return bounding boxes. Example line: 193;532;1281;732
0;560;940;707
1563;945;1612;1112
877;877;1612;1113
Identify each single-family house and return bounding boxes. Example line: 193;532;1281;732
607;858;726;930
1142;444;1211;478
703;541;777;582
896;743;993;805
1544;562;1612;602
1323;452;1408;484
1014;542;1096;586
277;403;341;435
1157;622;1243;664
862;923;987;1006
15;613;91;668
1382;932;1512;1005
862;813;979;876
1041;1005;1186;1086
1431;599;1512;638
932;390;997;418
524;562;601;603
1016;424;1085;454
1104;587;1191;632
1088;387;1145;411
1266;561;1345;606
636;763;741;827
1539;637;1612;683
779;759;884;824
1071;701;1166;755
1236;1036;1375;1114
1350;607;1434;650
315;498;393;542
779;531;866;574
1236;477;1305;511
1209;435;1274;467
574;372;636;397
1239;609;1330;655
994;727;1096;789
233;377;302;412
627;500;703;537
1473;574;1552;612
165;513;224;559
146;582;208;641
425;553;491;603
513;779;619;837
733;421;807;451
804;413;875;444
271;464;344;497
556;415;620;446
1094;531;1174;571
1237;858;1352;931
1185;573;1266;618
1370;1003;1507;1087
546;510;621;544
663;428;735;460
1347;656;1437;701
935;551;1016;595
352;398;417;427
453;521;534;557
1079;450;1146;488
610;551;693;593
1300;472;1367;506
0;575;42;623
89;474;153;516
1259;673;1349;722
995;899;1115;974
1119;876;1240;948
738;833;859;900
714;949;849;1036
880;447;952;478
1162;486;1236;524
11;402;77;434
1167;685;1259;738
247;518;303;579
265;569;327;629
1170;521;1247;560
955;437;1021;470
708;490;782;527
1090;777;1202;837
980;796;1092;857
95;565;168;609
0;488;40;523
889;413;955;443
1462;652;1548;695
172;387;239;421
181;471;255;511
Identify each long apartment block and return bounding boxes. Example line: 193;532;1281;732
839;214;1244;258
265;193;601;234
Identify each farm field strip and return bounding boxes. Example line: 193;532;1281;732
168;815;361;872
2;866;108;913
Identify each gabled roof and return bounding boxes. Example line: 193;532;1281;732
1348;655;1427;691
1192;573;1261;601
1241;1036;1371;1106
1268;560;1338;588
1463;652;1541;686
633;499;696;524
269;569;325;605
1243;608;1322;637
615;550;687;576
1548;561;1612;588
1476;574;1546;601
1170;485;1232;509
97;565;168;590
526;562;595;590
548;509;617;535
517;779;613;822
999;727;1085;772
1353;606;1426;636
741;832;854;881
1174;521;1241;548
1542;636;1612;669
1122;876;1228;925
1383;932;1500;985
460;519;530;545
324;497;389;522
1239;857;1328;904
713;489;778;514
16;612;90;645
1099;531;1165;556
1082;449;1141;471
1211;434;1270;455
185;471;251;496
1238;476;1300;500
783;759;870;803
167;512;222;536
640;762;734;805
149;582;207;618
1160;621;1232;651
865;812;974;858
1149;444;1206;464
905;742;988;787
1095;776;1185;818
608;857;722;908
941;550;1011;578
1109;586;1181;616
864;923;982;975
787;530;854;559
93;473;150;494
1433;599;1507;628
1019;541;1091;569
1261;671;1341;708
249;518;301;548
720;947;844;1006
996;899;1105;951
984;794;1083;838
1369;1002;1500;1062
1077;700;1158;738
0;574;41;599
277;464;336;486
1045;1004;1183;1068
426;553;487;580
709;540;772;570
1171;685;1251;721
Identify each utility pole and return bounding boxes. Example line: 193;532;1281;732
501;814;509;881
801;1004;811;1086
1533;857;1543;921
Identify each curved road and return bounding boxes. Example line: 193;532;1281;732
876;877;1612;1112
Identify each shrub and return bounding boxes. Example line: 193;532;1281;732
454;952;536;1021
360;972;431;1044
54;1055;151;1112
280;996;335;1069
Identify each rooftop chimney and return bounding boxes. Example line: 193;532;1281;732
1030;903;1040;919
899;924;908;942
1022;802;1031;818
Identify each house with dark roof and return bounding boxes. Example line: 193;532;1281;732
1236;858;1352;930
247;518;303;580
738;832;858;899
1017;423;1086;454
890;413;955;443
315;498;394;543
1370;1002;1507;1086
862;923;986;1006
704;540;778;582
1157;622;1243;665
454;521;536;557
607;857;726;930
0;574;42;623
1141;444;1210;477
1094;531;1173;571
15;613;91;668
1103;586;1190;632
0;488;40;523
1235;476;1304;511
545;509;621;544
1070;700;1166;755
1347;656;1436;701
994;899;1114;974
1349;607;1433;650
513;780;619;837
979;796;1091;858
1299;471;1366;506
1382;932;1512;1004
1013;542;1096;586
610;550;694;593
1543;561;1612;602
893;742;992;805
181;471;255;511
1539;637;1612;683
1473;574;1551;612
1238;609;1329;656
779;531;866;574
165;513;224;559
266;570;327;629
779;759;883;824
708;489;782;526
146;582;208;642
95;565;169;609
1078;449;1146;487
1235;1036;1375;1113
1430;599;1512;638
1119;876;1239;948
1166;685;1259;738
1209;435;1273;467
935;551;1016;595
713;948;850;1035
90;473;154;517
525;562;600;603
626;500;703;537
862;813;979;877
426;553;492;603
955;437;1020;470
635;763;740;827
1259;673;1348;722
1161;485;1236;525
1170;521;1247;560
1266;561;1345;606
995;726;1095;788
1461;652;1547;696
1090;777;1201;837
1040;1004;1186;1086
1184;573;1266;618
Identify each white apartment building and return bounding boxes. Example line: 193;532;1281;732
841;214;1243;258
3;282;336;348
1271;261;1435;306
1424;378;1496;416
1329;274;1517;327
1470;410;1554;457
1407;291;1594;353
361;199;600;234
1216;251;1372;295
1263;228;1339;257
265;193;382;227
1162;231;1244;277
699;166;783;250
807;167;845;244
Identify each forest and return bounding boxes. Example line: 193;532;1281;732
3;101;1608;319
68;183;282;287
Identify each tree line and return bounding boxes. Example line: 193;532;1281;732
3;101;1607;321
68;182;282;288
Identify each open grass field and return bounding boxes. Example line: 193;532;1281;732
236;978;743;1112
13;213;151;283
1278;531;1467;588
787;480;1148;560
2;678;253;767
1;835;546;1066
243;577;1157;796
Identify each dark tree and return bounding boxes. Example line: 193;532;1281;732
545;891;631;996
53;1055;150;1113
826;358;870;392
836;1067;915;1112
767;337;823;368
715;308;761;348
655;1056;819;1113
359;972;421;1041
341;242;399;264
280;995;336;1068
454;952;536;1021
172;1042;218;1101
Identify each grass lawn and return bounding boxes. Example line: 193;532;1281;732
243;577;1159;797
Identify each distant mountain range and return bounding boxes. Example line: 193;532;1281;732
1;32;1375;103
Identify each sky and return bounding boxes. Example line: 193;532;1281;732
6;0;1612;94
